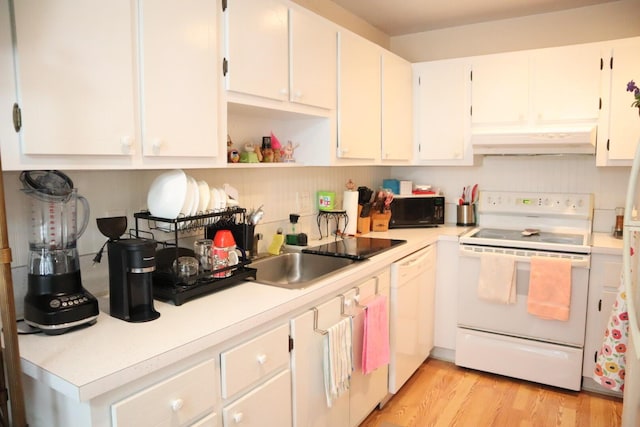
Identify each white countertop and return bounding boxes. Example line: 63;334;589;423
19;225;467;402
591;232;624;255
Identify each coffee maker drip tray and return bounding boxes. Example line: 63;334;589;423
152;267;257;306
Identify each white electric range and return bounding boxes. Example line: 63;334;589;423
456;190;594;391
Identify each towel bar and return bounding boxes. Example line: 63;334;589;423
312;307;328;335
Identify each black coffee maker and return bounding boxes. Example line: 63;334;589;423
107;238;160;322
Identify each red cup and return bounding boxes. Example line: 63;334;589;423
213;229;235;247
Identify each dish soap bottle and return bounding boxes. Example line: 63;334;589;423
286;214;300;245
268;228;285;255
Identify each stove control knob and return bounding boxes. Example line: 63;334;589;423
49;299;61;309
565;199;571;207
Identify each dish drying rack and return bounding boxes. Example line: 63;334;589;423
133;207;256;305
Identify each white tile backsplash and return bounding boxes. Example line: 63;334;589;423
3;154;632;316
392;155;631;232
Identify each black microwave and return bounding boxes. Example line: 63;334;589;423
388;195;445;228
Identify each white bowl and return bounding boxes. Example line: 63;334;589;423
217;187;227;210
209;187;221;211
197;180;210;213
180;176;195;218
147;169;187;219
188;176;199;216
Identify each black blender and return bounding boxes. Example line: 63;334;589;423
21;171;99;334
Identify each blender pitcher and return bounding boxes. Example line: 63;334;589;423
20;170;98;334
21;171;90;275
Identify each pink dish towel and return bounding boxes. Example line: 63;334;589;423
361;295;390;375
527;256;572;321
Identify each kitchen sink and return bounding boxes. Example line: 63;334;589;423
247;252;356;289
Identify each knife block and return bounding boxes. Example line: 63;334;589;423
357;205;371;234
371;211;391;232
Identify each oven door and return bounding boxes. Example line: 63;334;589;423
457;245;590;347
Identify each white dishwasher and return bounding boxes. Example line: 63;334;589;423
388;244;436;394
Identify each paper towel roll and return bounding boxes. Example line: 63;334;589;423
343;190;359;235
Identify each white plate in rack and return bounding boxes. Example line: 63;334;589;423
147;169;187;219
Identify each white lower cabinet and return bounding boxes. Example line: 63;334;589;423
433;239;460;355
222;370;291;427
583;252;623;393
220;323;292;427
290;268;390;427
111;359;218;427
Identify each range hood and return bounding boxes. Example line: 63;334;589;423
471;126;597;155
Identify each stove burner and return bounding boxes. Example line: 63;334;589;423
469;228;586;247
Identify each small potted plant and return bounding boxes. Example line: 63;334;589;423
627;80;640;116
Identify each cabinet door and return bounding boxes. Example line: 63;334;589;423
0;0;17;155
337;30;381;160
13;0;136;156
471;51;529;128
583;254;622;379
289;8;337;110
415;59;470;162
434;240;459;351
347;271;391;427
139;0;218;157
224;0;288;101
530;44;602;125
381;51;412;161
606;38;640;160
290;297;349;427
222;369;291;427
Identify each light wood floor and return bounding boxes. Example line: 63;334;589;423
360;359;623;427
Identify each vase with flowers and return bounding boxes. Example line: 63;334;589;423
628;80;640;116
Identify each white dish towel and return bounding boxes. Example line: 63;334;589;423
477;252;517;304
323;316;353;408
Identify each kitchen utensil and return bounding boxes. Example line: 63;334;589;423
147;169;187;219
20;170;98;334
471;184;479;204
360;203;372;217
249;205;264;225
97;216;128;240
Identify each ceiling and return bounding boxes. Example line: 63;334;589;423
330;0;619;36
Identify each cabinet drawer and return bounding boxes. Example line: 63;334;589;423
222;369;292;427
111;359;216;427
221;323;290;399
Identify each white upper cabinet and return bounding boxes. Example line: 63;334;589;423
224;0;337;112
381;51;412;162
139;0;218;158
224;0;289;102
12;0;137;157
337;30;381;160
0;0;17;155
471;43;602;129
530;44;602;125
414;58;472;165
289;8;337;110
597;37;640;165
471;51;529;128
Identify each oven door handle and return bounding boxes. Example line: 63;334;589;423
459;245;590;268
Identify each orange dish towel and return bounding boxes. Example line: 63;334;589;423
527;256;572;321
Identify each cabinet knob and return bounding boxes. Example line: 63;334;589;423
120;136;133;154
171;398;184;412
233;412;244;423
256;354;268;365
152;138;164;155
279;88;289;96
294;90;302;99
